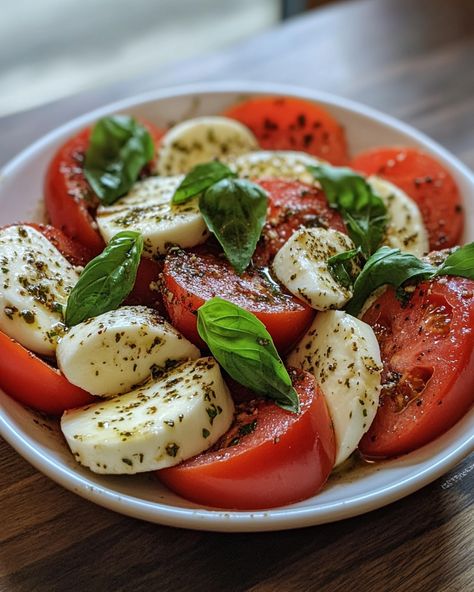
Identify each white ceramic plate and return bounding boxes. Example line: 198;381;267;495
0;82;473;532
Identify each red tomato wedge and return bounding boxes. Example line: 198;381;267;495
159;368;336;509
44;122;165;254
125;256;165;313
350;147;464;250
223;96;349;165
359;276;474;458
0;331;94;415
253;178;346;266
162;246;314;353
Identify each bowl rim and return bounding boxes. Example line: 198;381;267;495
0;80;473;532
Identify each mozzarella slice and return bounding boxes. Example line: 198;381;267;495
57;306;200;397
0;225;80;355
227;150;323;184
156;116;258;175
287;310;382;465
61;357;235;474
96;176;209;257
368;176;428;257
272;227;358;310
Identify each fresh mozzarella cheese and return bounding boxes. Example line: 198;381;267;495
96;176;209;258
227;150;323;184
369;176;429;257
0;225;80;355
61;357;235;474
272;227;359;310
287;310;382;465
57;306;200;397
156;116;258;175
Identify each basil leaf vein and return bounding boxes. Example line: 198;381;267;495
84;115;154;206
308;164;388;258
197;297;300;413
65;231;143;326
172;161;236;204
199;178;268;275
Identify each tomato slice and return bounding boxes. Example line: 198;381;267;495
350;147;464;250
158;368;336;509
253;178;346;266
125;256;165;313
0;331;94;415
222;96;349;165
24;223;95;267
162;246;314;353
359;276;474;458
44;122;165;254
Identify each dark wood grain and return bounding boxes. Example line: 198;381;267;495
0;0;473;590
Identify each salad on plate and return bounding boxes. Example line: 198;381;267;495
0;95;472;511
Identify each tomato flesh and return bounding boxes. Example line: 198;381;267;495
223;96;349;165
350;147;464;250
359;276;474;458
0;331;94;415
162;246;314;352
158;368;336;509
253;178;346;266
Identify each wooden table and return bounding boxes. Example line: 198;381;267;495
0;0;472;589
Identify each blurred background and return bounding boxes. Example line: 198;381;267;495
1;0;337;117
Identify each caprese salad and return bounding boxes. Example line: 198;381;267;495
1;96;473;510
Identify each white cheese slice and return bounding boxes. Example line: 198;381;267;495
156;116;258;175
227;150;323;184
0;225;80;355
287;310;382;465
369;176;429;257
272;227;358;310
96;176;209;258
61;357;235;474
57;306;200;397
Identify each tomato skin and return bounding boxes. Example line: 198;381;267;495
159;369;336;509
223;96;349;165
44;128;105;255
44;122;165;254
359;276;474;458
162;247;315;353
254;179;346;266
0;331;94;415
350;147;464;250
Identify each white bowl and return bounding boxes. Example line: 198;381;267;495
0;82;473;532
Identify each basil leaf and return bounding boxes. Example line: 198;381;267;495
65;231;143;326
199;178;268;275
308;165;388;258
327;247;361;290
197;297;300;413
345;246;436;317
436;242;474;279
84;115;154;205
172;161;236;204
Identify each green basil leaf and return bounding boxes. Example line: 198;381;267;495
65;231;143;326
327;247;361;290
436;242;474;279
199;178;268;275
84;115;154;205
197;297;300;413
172;161;236;204
345;246;436;317
308;164;388;258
